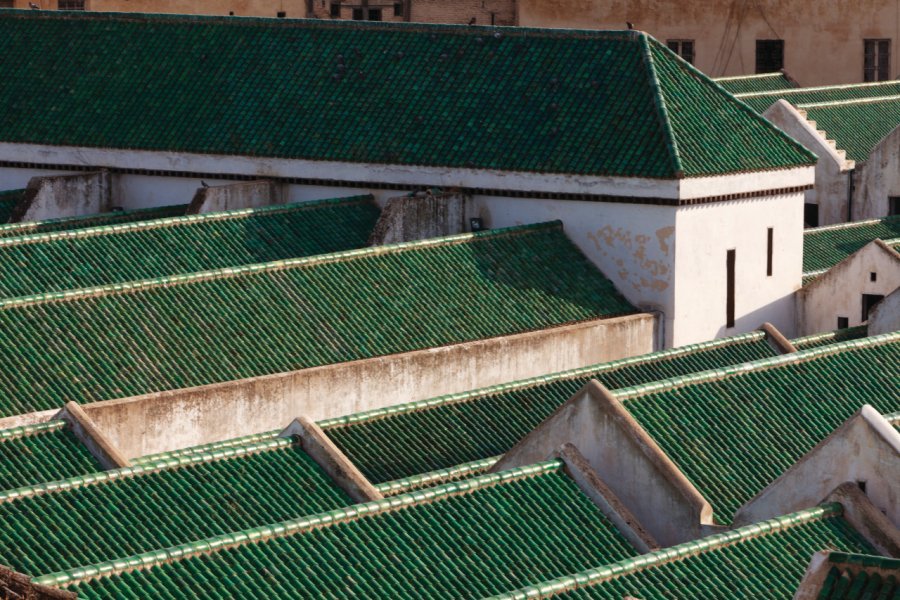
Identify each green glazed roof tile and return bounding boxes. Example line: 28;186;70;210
817;553;900;600
0;439;350;577
803;216;900;273
791;326;869;351
714;72;797;95
0;203;187;239
323;331;779;483
737;80;900;113
0;11;813;179
0;196;378;299
0;221;635;417
0;420;101;492
61;462;641;599
489;505;878;600
798;96;900;162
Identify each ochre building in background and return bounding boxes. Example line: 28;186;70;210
518;0;900;86
3;0;515;25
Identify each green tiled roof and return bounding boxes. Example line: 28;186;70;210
714;72;797;95
792;326;868;351
0;189;22;224
736;80;900;113
0;203;186;239
59;462;641;598
0;196;379;299
803;216;900;273
323;331;779;483
490;505;877;600
817;553;900;600
0;439;350;577
0;11;813;179
798;96;900;162
0;221;635;417
0;420;101;492
619;334;900;522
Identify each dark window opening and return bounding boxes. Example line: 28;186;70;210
766;227;774;277
890;196;900;216
352;7;363;19
57;0;85;9
666;40;695;64
353;7;381;20
0;0;14;7
330;2;340;17
862;293;885;321
276;10;286;17
857;480;868;494
864;39;891;82
837;316;849;329
756;40;784;73
871;272;878;282
394;2;403;16
803;203;819;228
726;249;736;328
368;8;382;20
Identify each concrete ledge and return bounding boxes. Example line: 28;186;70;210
556;443;659;553
186;179;282;214
827;482;900;557
491;380;713;546
10;170;113;223
368;190;473;245
279;417;382;503
759;322;798;354
57;402;131;470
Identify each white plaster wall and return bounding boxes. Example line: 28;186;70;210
853;124;900;221
479;195;677;346
0;166;75;193
673;193;805;345
798;243;900;335
869;286;900;335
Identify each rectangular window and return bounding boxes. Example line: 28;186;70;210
766;227;774;277
367;7;382;20
864;39;891;82
837;316;849;329
394;2;403;17
803;203;819;228
756;40;784;73
57;0;85;9
890;196;900;216
352;7;363;19
330;2;340;17
726;249;736;328
666;40;695;64
862;293;885;321
0;0;14;7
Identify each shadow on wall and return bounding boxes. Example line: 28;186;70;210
713;290;796;340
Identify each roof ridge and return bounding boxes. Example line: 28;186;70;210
0;437;293;505
640;34;684;178
318;330;768;429
796;94;900;109
790;325;868;347
374;455;501;496
805;214;900;234
714;72;784;82
614;330;900;401
130;429;281;465
0;418;66;442
0;195;373;247
33;459;564;588
485;504;844;600
884;411;900;424
0;220;562;311
736;79;900;99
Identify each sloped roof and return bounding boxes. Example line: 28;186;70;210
0;221;636;418
0;438;351;577
0;420;100;493
737;80;900;113
323;330;780;484
55;462;641;598
0;203;186;239
798;96;900;162
0;11;813;179
803;216;900;273
491;505;877;600
714;71;797;94
792;326;869;351
0;196;379;299
816;553;900;599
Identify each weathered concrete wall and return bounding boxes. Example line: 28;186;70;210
826;483;900;557
56;402;132;471
734;405;900;528
78;314;656;459
798;240;900;335
763;100;854;227
369;191;474;245
674;193;804;342
186;179;283;214
853;124;900;221
518;0;900;86
10;171;114;222
492;380;713;546
15;0;515;24
869;285;900;335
